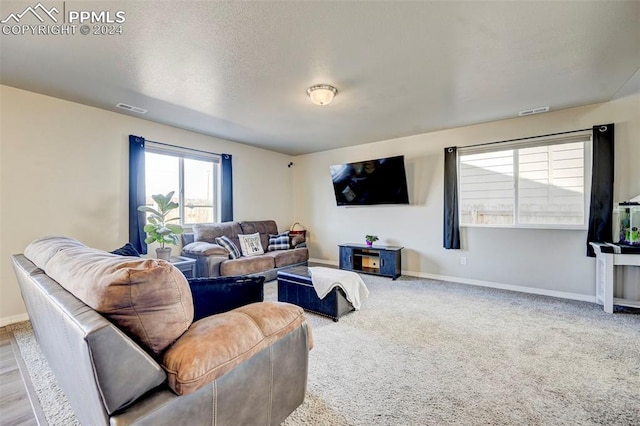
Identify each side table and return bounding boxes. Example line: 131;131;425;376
168;256;197;279
339;243;403;280
590;242;640;313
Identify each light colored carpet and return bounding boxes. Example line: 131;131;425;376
9;274;640;425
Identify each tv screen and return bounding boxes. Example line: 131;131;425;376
330;155;409;206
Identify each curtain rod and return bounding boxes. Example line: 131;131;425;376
145;138;227;158
456;127;592;150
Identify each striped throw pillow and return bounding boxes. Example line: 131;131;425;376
268;231;290;251
215;236;241;259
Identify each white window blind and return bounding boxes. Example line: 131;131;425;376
459;134;590;228
145;144;221;226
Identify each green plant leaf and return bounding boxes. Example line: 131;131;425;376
139;191;182;246
137;206;162;216
157;226;172;235
166;224;184;234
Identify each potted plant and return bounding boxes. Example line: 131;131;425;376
138;191;184;260
365;235;379;247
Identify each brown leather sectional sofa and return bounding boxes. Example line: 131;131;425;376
12;236;312;425
181;220;308;281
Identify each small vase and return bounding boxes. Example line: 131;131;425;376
366;241;373;247
156;247;172;260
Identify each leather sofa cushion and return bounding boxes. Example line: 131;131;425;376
193;222;242;249
240;221;278;253
25;236;194;355
182;241;229;257
263;248;309;268
22;235;85;269
162;302;307;395
220;255;274;276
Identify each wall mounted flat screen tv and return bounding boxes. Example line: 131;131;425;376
330;155;409;206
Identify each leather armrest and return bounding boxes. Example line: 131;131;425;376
183;241;229;257
163;302;306;395
189;275;265;321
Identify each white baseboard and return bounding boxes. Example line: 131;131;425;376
405;270;596;303
308;258;596;303
0;313;29;327
309;258;338;266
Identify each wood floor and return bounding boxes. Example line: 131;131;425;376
0;327;38;426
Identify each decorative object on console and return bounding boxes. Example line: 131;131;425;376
614;198;640;246
268;231;291;251
215;236;242;259
238;232;265;256
365;234;379;246
137;191;184;260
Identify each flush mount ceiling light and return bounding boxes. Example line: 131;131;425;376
306;84;338;106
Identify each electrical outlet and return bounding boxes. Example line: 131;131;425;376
460;256;467;265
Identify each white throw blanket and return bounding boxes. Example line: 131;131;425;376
308;267;369;310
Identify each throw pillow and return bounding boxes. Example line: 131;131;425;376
268;231;290;251
238;233;264;257
25;236;193;355
110;242;141;257
214;236;241;259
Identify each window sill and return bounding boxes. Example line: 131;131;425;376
460;224;587;231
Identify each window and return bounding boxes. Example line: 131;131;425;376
458;134;590;228
144;146;221;226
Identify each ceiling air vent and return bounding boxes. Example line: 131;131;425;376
518;106;550;116
116;103;148;114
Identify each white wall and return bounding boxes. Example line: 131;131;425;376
0;85;295;324
2;86;637;323
293;94;640;299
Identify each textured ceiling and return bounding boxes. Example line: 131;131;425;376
1;1;639;155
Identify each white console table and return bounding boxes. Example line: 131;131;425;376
590;242;640;313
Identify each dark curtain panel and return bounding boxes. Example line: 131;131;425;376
129;135;147;254
587;123;615;257
443;146;460;249
221;154;233;222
